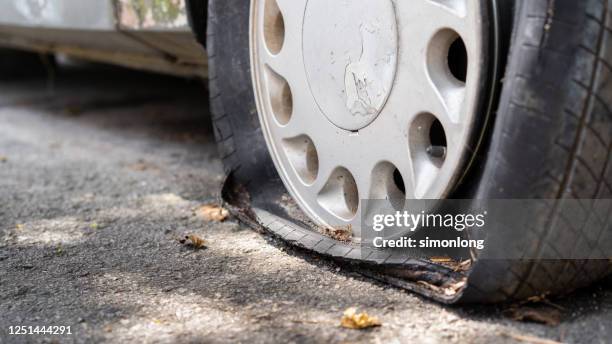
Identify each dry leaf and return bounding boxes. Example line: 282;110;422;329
418;279;467;296
0;155;7;163
340;307;381;329
322;225;352;242
180;234;206;249
198;204;229;222
499;331;563;344
526;294;548;303
430;256;453;263
443;279;467;296
506;306;562;326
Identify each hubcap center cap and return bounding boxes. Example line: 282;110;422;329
303;0;398;131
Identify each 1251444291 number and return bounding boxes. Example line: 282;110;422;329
8;325;72;335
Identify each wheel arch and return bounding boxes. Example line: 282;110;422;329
186;0;209;48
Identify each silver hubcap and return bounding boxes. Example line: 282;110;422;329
250;0;488;239
303;0;398;131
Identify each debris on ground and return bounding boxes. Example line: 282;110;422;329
198;204;229;222
523;294;566;311
340;307;381;329
430;256;453;263
0;155;7;162
289;318;335;325
452;260;472;272
506;305;562;326
499;331;563;344
418;278;467;297
443;279;468;296
179;234;206;249
64;105;83;116
505;293;565;326
126;159;159;172
321;225;352;242
429;257;472;272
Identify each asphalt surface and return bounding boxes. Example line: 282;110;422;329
1;64;611;344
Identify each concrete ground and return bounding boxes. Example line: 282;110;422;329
0;64;611;344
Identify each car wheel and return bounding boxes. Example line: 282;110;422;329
207;0;612;302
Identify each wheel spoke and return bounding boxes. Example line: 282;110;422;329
307;155;361;228
395;0;468;39
255;0;306;85
274;0;308;28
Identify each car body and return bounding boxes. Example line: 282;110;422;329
0;0;207;77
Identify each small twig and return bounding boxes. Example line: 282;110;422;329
499;331;564;344
521;294;566;311
542;300;566;311
289;319;336;325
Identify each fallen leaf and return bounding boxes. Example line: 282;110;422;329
499;331;563;344
180;234;206;249
198;204;229;222
526;294;548;303
0;155;7;163
322;225;352;242
340;307;381;329
417;278;467;296
443;279;467;296
430;256;453;263
15;224;24;230
506;305;562;326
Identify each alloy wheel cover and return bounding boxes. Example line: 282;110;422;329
250;0;489;240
